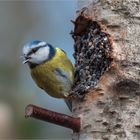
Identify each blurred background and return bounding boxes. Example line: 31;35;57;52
0;1;77;139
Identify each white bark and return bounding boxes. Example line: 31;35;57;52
72;0;140;140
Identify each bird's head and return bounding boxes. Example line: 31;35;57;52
22;40;55;66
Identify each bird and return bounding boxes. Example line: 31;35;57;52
22;40;74;110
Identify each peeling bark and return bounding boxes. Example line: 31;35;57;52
72;0;140;140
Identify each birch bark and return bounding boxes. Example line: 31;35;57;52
72;0;140;140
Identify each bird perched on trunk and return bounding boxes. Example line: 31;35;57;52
22;40;74;110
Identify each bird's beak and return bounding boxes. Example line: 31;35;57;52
22;56;30;64
22;59;29;64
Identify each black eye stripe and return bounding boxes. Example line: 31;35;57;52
32;47;39;53
27;48;39;56
27;45;46;56
27;45;45;56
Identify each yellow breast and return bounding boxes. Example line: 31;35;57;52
31;48;74;98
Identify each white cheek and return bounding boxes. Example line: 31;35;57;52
29;47;50;64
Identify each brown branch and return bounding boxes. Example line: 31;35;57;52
25;104;80;132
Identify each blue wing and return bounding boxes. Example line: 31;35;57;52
54;68;72;111
53;68;73;86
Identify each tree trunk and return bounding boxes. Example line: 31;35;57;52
72;0;140;140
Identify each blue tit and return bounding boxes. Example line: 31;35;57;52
22;40;74;110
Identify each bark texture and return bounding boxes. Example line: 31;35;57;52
72;0;140;140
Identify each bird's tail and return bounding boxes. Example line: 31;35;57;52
64;98;72;111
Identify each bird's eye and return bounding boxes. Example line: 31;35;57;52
27;47;39;56
32;48;38;53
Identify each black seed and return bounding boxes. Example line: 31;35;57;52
71;20;113;98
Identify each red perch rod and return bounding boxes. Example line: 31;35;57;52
25;104;80;132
